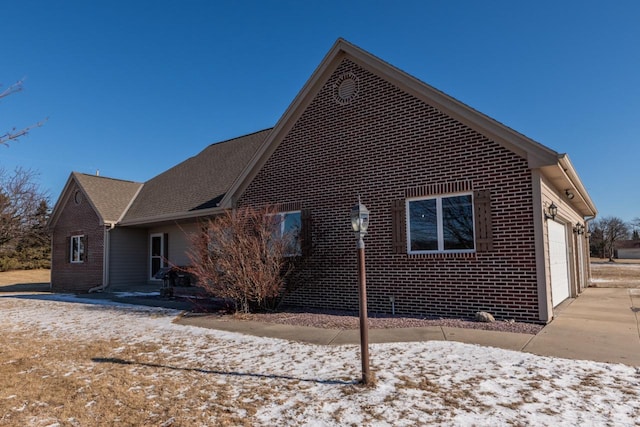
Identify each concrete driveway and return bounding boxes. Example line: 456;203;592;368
522;287;640;365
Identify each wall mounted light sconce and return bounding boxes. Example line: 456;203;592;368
565;189;575;200
573;223;585;235
544;202;558;221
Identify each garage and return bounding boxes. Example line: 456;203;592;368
548;220;571;307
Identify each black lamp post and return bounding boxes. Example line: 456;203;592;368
350;198;372;385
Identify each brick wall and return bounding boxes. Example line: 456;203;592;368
239;59;540;322
51;182;104;292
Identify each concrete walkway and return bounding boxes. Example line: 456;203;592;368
5;283;637;366
177;288;640;366
523;287;640;365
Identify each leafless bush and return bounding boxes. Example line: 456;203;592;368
187;206;297;313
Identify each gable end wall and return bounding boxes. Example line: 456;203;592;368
239;59;540;322
51;182;104;292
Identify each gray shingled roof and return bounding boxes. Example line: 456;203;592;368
121;129;271;224
73;172;143;223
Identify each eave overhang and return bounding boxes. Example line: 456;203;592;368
117;205;226;227
539;153;597;218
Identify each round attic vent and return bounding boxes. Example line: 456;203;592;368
74;190;83;205
333;72;359;105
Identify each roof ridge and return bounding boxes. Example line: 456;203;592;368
204;128;273;148
73;171;142;184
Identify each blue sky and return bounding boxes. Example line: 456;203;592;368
2;1;639;222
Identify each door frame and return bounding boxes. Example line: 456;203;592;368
149;233;167;280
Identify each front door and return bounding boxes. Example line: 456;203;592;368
150;233;166;280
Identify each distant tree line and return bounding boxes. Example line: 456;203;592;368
589;216;640;261
1;79;50;271
0;168;51;271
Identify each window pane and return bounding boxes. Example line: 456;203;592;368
442;195;474;250
151;236;162;256
151;258;162;277
283;212;302;255
71;236;85;262
409;199;437;251
78;237;85;262
283;212;301;235
71;237;78;262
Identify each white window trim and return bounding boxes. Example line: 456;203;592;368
406;192;476;255
70;235;84;263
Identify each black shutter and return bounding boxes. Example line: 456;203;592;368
474;190;493;252
391;200;407;254
66;236;71;263
83;235;88;262
301;209;312;257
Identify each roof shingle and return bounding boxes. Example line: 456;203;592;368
121;129;270;224
73;173;143;223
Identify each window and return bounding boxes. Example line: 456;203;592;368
407;193;475;253
70;235;85;263
270;211;302;256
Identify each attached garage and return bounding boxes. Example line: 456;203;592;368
548;220;570;307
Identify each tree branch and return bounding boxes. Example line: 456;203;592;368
1;79;47;147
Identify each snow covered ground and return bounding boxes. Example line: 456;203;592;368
1;293;639;426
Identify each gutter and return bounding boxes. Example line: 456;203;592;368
89;223;115;293
557;154;598;216
118;205;225;227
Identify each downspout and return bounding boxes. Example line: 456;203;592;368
584;215;596;287
49;234;54;291
89;223;115;293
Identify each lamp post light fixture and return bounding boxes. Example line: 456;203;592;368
544;202;558;221
350;198;372;385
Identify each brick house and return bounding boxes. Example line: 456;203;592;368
49;39;597;323
49;130;267;292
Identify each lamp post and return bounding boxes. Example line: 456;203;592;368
350;198;372;385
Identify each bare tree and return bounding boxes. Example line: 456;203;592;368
0;168;50;270
187;205;297;313
1;79;47;146
631;217;640;240
591;216;630;261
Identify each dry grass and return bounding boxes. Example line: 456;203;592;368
590;258;640;287
0;328;275;426
0;269;50;288
1;269;639;425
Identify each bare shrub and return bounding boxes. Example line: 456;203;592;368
187;206;297;313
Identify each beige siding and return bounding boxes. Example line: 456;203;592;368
539;176;591;316
618;249;640;259
109;227;148;287
148;222;200;268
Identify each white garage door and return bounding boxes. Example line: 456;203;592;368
548;220;570;307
